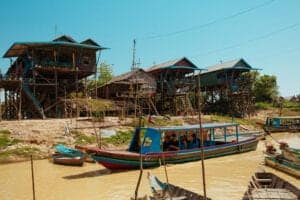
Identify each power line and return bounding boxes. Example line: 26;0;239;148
190;22;300;58
141;0;276;40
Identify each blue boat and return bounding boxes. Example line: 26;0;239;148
264;116;300;133
55;144;84;157
86;122;259;170
52;145;85;166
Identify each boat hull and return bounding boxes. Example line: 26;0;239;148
90;138;258;170
265;156;300;179
52;153;84;166
243;172;300;200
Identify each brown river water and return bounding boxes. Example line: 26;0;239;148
0;133;299;200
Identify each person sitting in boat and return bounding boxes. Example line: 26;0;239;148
163;134;171;151
187;133;199;149
179;134;187;150
168;134;180;151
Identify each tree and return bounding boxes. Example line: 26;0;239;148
253;73;278;102
87;62;113;90
97;62;113;86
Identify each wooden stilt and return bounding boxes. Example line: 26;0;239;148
30;155;36;200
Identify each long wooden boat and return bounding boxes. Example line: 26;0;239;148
52;144;85;166
148;173;211;200
86;123;259;170
265;147;300;179
52;152;84;166
264;116;300;133
243;172;300;200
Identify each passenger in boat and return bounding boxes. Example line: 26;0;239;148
179;134;187;150
168;134;180;151
187;133;199;149
163;134;171;151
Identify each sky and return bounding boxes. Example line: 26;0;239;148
0;0;299;96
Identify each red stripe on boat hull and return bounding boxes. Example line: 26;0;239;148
97;161;138;170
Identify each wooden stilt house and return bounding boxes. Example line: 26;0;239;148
197;58;259;117
97;68;158;116
146;57;199;115
0;35;106;119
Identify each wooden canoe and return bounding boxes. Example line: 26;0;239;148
52;152;84;166
243;172;300;200
265;156;300;179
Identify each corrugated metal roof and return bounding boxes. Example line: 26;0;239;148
53;35;77;43
80;39;101;47
105;68;147;85
201;58;252;75
146;57;198;72
3;40;106;58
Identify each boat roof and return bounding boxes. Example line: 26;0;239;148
144;122;239;131
268;116;300;119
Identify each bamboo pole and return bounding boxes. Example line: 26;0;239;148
134;115;143;200
18;80;22;120
0;89;2;122
197;75;207;200
161;144;172;200
30;155;36;200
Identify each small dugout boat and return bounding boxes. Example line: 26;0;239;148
86;122;258;170
52;152;84;166
265;144;300;179
52;144;85;166
264;116;300;133
148;173;211;200
243;171;300;200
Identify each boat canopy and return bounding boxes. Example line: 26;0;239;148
129;122;240;154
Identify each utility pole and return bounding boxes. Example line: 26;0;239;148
131;39;136;71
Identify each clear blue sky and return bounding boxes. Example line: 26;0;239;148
0;0;299;96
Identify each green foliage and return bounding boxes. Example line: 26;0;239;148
0;147;40;162
126;116;183;127
87;62;113;90
0;130;21;149
255;102;272;110
0;130;11;135
210;115;258;127
98;62;113;85
253;73;278;102
72;130;96;145
103;130;133;145
282;100;300;112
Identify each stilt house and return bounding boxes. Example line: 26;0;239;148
0;35;106;119
197;58;258;117
146;57;199;115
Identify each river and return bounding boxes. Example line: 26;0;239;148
0;133;299;200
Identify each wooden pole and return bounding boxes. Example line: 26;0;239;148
0;89;2;122
30;155;36;200
64;86;67;118
18;80;22;120
55;70;58;117
161;145;172;200
197;75;207;200
134;115;143;200
4;90;7;119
